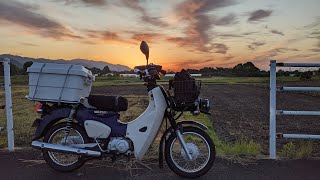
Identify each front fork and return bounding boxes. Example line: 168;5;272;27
165;110;193;161
176;130;193;160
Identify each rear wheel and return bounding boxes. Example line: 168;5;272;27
165;126;215;178
42;122;89;172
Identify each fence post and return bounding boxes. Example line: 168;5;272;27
3;58;14;152
269;60;276;159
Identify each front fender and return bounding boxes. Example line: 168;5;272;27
32;108;71;140
158;120;208;168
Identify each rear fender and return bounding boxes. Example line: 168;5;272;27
32;108;71;140
158;121;208;168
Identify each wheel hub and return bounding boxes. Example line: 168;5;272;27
181;143;199;160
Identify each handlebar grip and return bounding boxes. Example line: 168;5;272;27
134;69;146;76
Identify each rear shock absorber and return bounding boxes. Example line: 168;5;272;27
64;105;78;143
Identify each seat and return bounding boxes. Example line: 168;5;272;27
87;95;128;112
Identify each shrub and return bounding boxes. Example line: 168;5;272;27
300;71;312;80
280;142;296;158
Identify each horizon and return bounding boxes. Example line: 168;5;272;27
0;0;319;71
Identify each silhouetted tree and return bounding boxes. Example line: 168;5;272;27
101;66;111;74
88;67;101;74
300;71;312;80
23;61;33;74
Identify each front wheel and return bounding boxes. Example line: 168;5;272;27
165;126;216;178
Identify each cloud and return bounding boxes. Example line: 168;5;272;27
252;47;300;64
131;33;163;43
141;16;168;27
0;1;81;40
168;0;235;52
216;31;259;40
213;14;237;26
212;43;228;54
270;30;284;36
248;41;266;50
310;48;320;52
20;42;38;47
303;17;320;29
85;30;130;44
216;33;243;38
169;58;216;70
248;9;272;22
311;31;320;36
252;42;266;46
55;0;107;6
115;0;168;27
224;55;234;61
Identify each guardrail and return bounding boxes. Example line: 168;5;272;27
0;58;14;152
269;60;320;159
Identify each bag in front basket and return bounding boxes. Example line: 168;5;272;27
171;69;200;106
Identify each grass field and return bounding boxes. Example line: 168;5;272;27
0;75;318;158
2;75;318;86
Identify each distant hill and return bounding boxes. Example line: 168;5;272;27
0;54;131;72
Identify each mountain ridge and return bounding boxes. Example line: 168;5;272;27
0;54;131;72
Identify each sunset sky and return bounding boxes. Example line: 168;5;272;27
0;0;319;71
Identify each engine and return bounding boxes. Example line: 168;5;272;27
108;137;131;154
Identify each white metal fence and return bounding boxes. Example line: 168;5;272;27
269;60;320;159
0;58;14;152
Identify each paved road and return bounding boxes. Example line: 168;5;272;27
1;149;320;180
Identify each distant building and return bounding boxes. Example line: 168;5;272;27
190;74;202;77
102;73;114;77
165;73;202;77
120;74;139;77
165;74;175;77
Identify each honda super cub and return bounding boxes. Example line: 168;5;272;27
29;41;215;178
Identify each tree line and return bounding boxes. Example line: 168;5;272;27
184;62;320;79
1;61;319;79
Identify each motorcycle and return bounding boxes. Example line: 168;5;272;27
30;41;215;178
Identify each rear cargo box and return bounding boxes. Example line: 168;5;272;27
26;63;94;103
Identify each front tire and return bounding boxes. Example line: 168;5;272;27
165;126;216;178
42;122;89;172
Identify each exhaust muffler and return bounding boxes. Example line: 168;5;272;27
31;141;101;157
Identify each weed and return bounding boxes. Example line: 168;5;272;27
280;142;296;158
221;137;261;156
279;141;313;159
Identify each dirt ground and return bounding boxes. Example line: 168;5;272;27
92;81;320;155
1;149;320;180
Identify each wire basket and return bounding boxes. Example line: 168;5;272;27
173;80;201;110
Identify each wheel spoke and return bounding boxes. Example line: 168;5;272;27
169;131;212;173
47;127;84;166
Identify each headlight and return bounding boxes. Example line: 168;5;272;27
199;98;210;113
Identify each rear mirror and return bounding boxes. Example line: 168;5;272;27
140;41;149;64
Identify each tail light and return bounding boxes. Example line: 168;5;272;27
35;104;43;114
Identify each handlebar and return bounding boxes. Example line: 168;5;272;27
134;64;166;81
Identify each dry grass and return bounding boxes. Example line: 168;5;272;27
0;86;37;147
